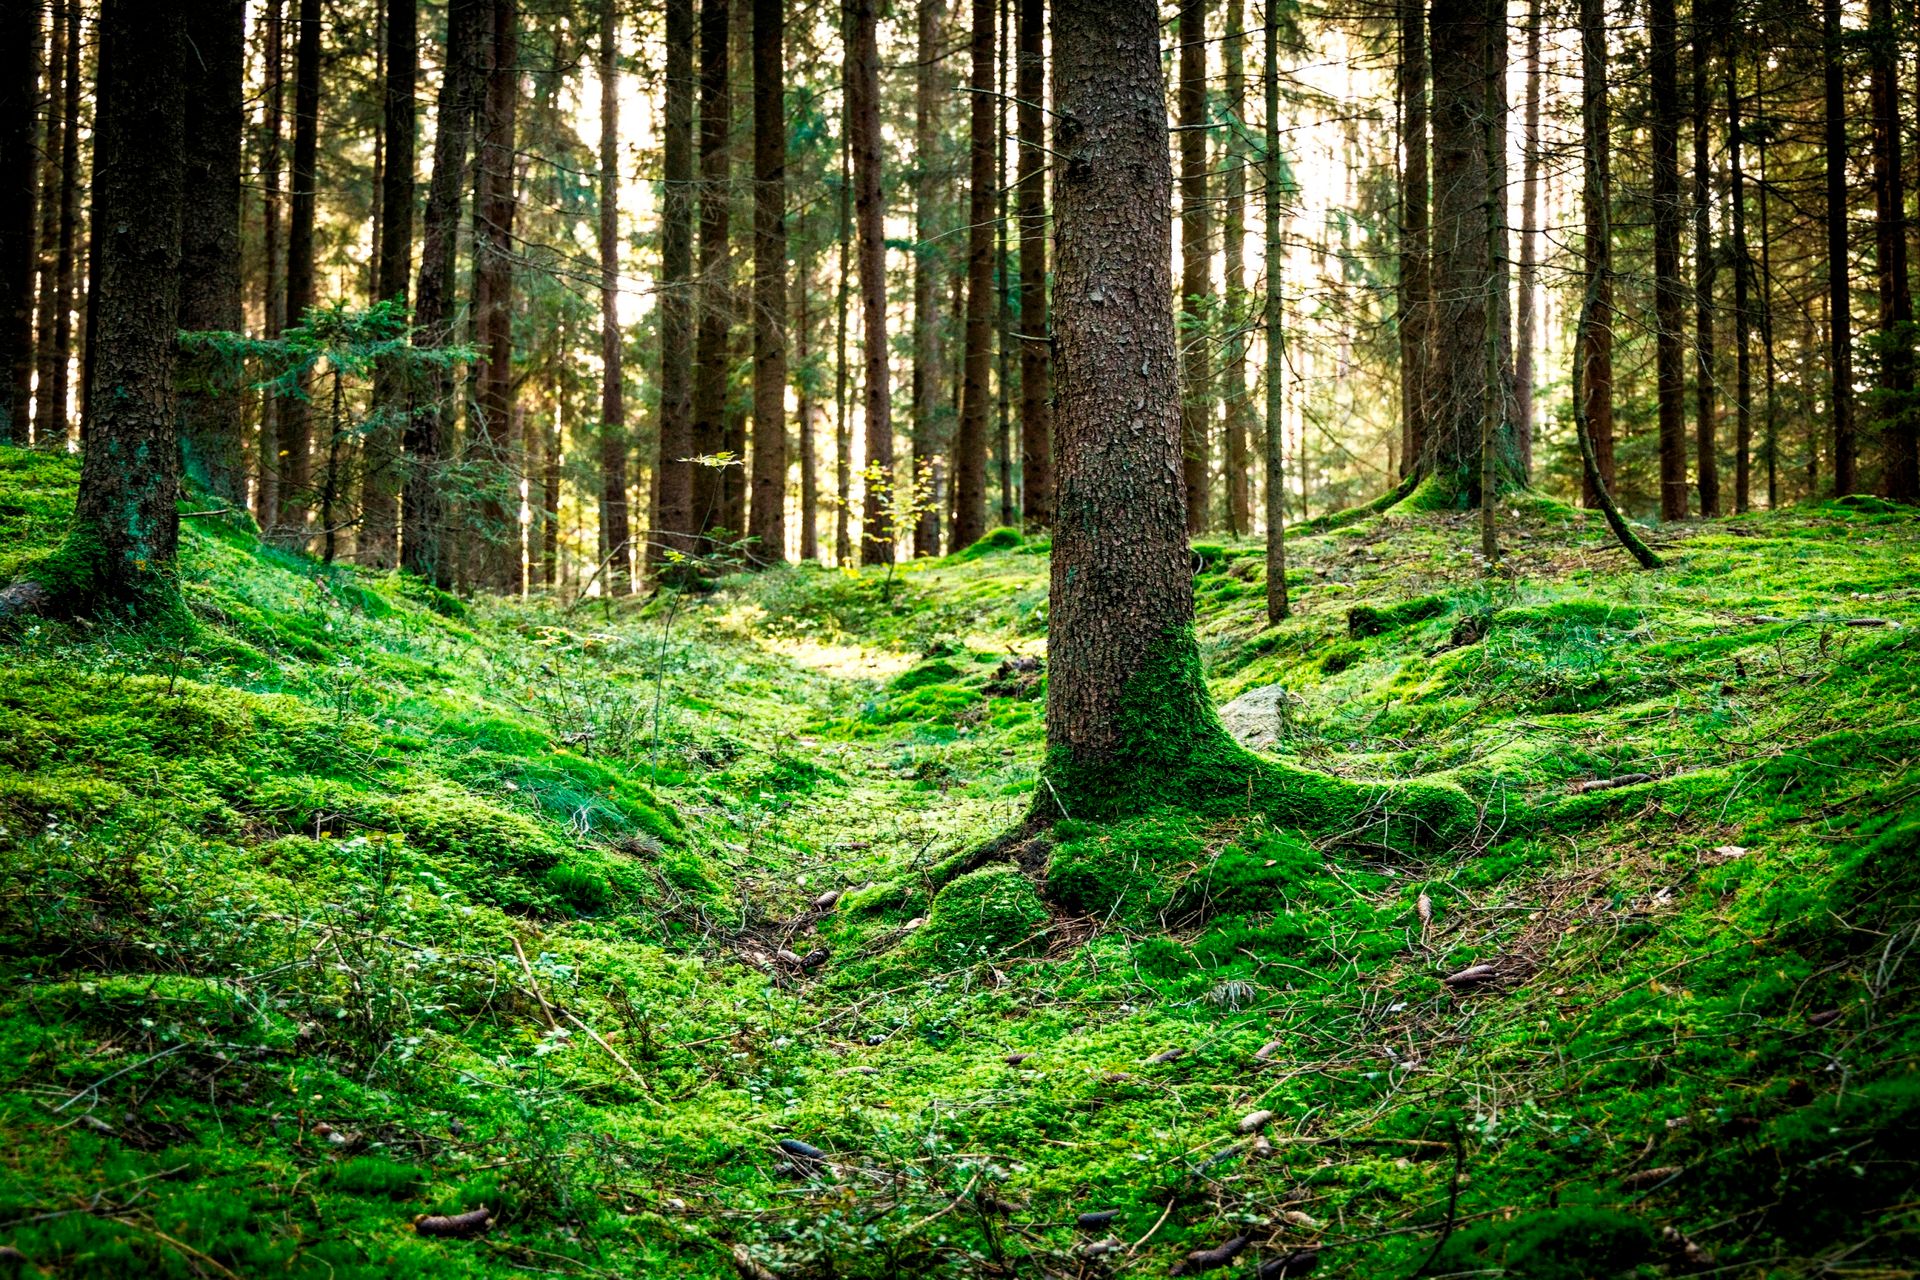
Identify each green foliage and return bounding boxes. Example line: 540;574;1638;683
916;865;1050;960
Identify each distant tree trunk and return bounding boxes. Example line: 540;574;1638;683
1576;0;1612;509
995;0;1013;527
722;0;751;537
952;0;994;551
850;0;892;565
540;357;560;586
403;0;484;588
1513;0;1540;472
62;0;187;613
1823;0;1854;496
654;0;696;574
1397;0;1429;479
1016;0;1053;529
1221;0;1249;537
30;0;65;444
748;0;787;564
798;252;818;559
1178;0;1213;533
1479;0;1507;561
1727;34;1753;513
0;0;39;445
472;0;520;591
1757;59;1778;507
1265;1;1288;622
278;0;321;540
363;0;417;567
912;0;947;554
1870;0;1915;499
1650;0;1687;518
1047;0;1237;815
256;0;286;527
833;96;852;563
598;0;632;589
1691;8;1719;516
692;0;731;537
35;0;79;445
176;0;246;506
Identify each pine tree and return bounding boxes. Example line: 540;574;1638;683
850;0;893;565
1650;0;1688;518
655;0;697;571
361;0;417;567
1015;0;1052;529
748;0;788;565
0;0;35;445
1177;0;1213;533
952;0;995;551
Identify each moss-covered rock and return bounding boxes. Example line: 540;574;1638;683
916;865;1050;960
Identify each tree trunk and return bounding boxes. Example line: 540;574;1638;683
1576;0;1612;509
64;0;187;613
30;0;65;445
1823;0;1854;496
748;0;787;564
598;0;633;589
0;0;36;446
36;0;79;446
362;0;417;567
850;0;892;565
1265;0;1288;622
1727;31;1752;513
1398;0;1429;479
1221;0;1249;537
952;0;994;552
1016;0;1052;528
403;0;484;588
1479;0;1506;560
995;0;1013;527
692;0;731;538
1870;0;1914;499
1650;0;1687;518
256;0;286;528
279;0;322;540
1691;8;1719;516
654;0;696;573
1047;0;1239;816
1757;56;1777;507
798;252;818;559
1178;0;1213;533
833;90;853;563
541;360;560;586
1514;0;1540;472
912;0;947;554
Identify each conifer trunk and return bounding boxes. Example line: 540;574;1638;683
1016;0;1053;529
1650;0;1688;519
1221;0;1249;537
0;0;35;445
692;0;731;538
1177;0;1213;534
1514;0;1540;472
257;0;286;528
1823;0;1854;496
1727;40;1753;513
35;0;79;445
1576;0;1613;509
472;0;520;591
1397;0;1428;479
279;0;322;539
1692;8;1719;517
850;0;893;565
1870;0;1914;499
654;0;696;572
797;252;818;560
1265;3;1288;623
362;0;416;566
833;94;853;563
911;0;947;554
748;0;787;564
30;0;66;445
598;0;632;589
952;0;994;551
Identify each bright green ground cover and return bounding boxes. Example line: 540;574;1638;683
1;443;1916;1277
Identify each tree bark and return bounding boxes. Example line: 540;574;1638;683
654;0;696;573
748;0;787;564
912;0;947;554
598;0;633;589
64;0;187;614
256;0;286;528
1692;6;1719;516
1758;59;1777;507
1576;0;1612;508
1650;0;1687;518
1221;0;1249;537
995;0;1012;527
952;0;994;551
1514;0;1540;473
362;0;417;567
798;250;818;559
35;0;79;446
1016;0;1052;530
1870;0;1914;499
1478;0;1506;561
30;0;65;445
833;84;853;563
1265;1;1288;622
1178;0;1213;533
1823;0;1854;496
850;0;893;565
1727;29;1752;513
0;0;39;445
1397;0;1429;479
692;0;731;537
278;0;322;540
1047;0;1238;815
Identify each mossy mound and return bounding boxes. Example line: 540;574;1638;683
914;864;1050;961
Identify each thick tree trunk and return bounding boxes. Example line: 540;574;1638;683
1692;10;1719;516
362;0;417;567
1016;0;1052;529
952;0;994;551
278;0;322;540
1870;0;1914;500
1650;0;1687;518
692;0;731;537
403;0;484;588
912;0;947;554
0;0;39;445
599;0;633;589
748;0;787;564
1823;0;1854;496
472;0;520;591
1178;0;1213;533
1397;0;1429;479
654;0;696;573
63;0;187;613
1576;0;1612;508
34;0;79;446
850;0;893;565
1514;0;1540;472
256;0;286;528
177;0;246;507
1221;0;1249;537
1265;2;1288;622
1727;39;1752;513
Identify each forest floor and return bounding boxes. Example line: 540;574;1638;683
1;444;1918;1279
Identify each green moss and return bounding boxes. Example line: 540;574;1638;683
891;658;965;691
916;865;1050;959
1347;593;1448;637
1438;1208;1655;1279
950;526;1025;559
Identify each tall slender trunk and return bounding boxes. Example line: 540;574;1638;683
540;349;560;586
1265;1;1288;622
1016;0;1052;528
1514;0;1541;471
1480;0;1507;559
798;250;818;559
363;0;416;566
598;0;632;589
952;0;994;550
257;0;286;527
1691;7;1719;516
748;0;787;564
654;0;696;572
30;0;66;445
0;0;35;445
279;0;322;539
1758;54;1778;507
692;0;731;536
850;0;893;564
1397;0;1428;479
995;0;1013;527
1221;0;1250;537
1178;0;1213;533
1577;0;1612;508
1823;0;1855;495
472;0;520;591
1871;0;1915;499
39;0;79;446
912;0;947;554
1727;30;1753;512
834;93;853;563
1651;0;1687;518
403;0;484;588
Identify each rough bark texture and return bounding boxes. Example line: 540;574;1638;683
952;0;994;552
599;0;633;589
1650;0;1687;519
1221;0;1249;537
0;0;34;446
911;0;947;554
1870;0;1914;500
1822;0;1853;496
1692;8;1719;517
403;0;484;588
63;0;187;614
1016;0;1053;529
1265;3;1288;623
994;0;1012;529
692;0;732;537
256;0;286;528
472;0;520;591
797;255;817;560
833;97;852;563
654;0;696;572
37;0;80;445
748;0;787;564
1727;42;1752;513
1576;0;1613;508
362;0;417;567
30;0;66;445
1397;0;1429;478
1045;0;1233;814
279;0;322;538
1514;0;1540;472
850;0;893;565
1177;0;1213;533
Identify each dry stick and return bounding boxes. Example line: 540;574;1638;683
1129;1197;1176;1254
896;1169;984;1240
510;936;558;1030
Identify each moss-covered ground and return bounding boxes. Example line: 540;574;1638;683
2;443;1917;1277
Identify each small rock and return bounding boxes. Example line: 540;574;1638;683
1249;1134;1274;1157
1281;1209;1319;1229
800;948;830;969
777;1138;826;1160
1075;1208;1120;1229
813;889;841;911
1238;1109;1275;1134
